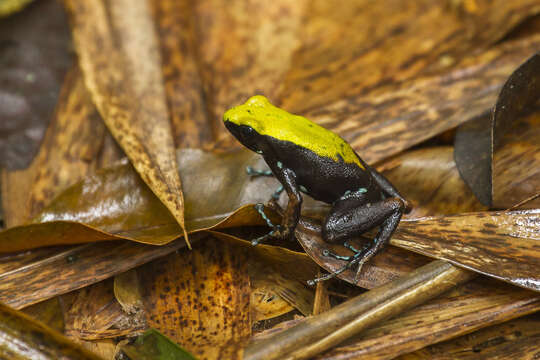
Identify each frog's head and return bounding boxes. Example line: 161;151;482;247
223;95;272;153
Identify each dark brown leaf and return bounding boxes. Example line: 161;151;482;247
455;52;540;207
0;0;72;170
1;67;105;227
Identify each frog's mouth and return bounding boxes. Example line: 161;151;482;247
224;121;262;154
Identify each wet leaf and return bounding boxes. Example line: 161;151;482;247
0;0;72;170
65;0;190;247
455;52;540;207
321;279;540;360
121;329;198;360
138;236;251;360
0;149;277;252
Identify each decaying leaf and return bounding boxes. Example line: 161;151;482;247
244;261;474;360
395;210;540;291
138;236;251;360
212;231;316;317
0;149;277;252
65;0;190;247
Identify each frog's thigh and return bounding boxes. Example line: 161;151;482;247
322;197;403;244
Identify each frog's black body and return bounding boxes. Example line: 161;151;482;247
224;97;409;283
263;134;379;204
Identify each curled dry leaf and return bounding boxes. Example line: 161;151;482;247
63;279;142;340
65;0;190;246
455;52;540;207
211;231;317;317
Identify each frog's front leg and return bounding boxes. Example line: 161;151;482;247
253;163;302;245
315;193;405;284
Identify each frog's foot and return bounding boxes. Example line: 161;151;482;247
308;242;370;286
252;203;282;246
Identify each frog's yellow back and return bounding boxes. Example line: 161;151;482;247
223;95;364;169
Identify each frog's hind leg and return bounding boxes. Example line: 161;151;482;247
316;195;405;285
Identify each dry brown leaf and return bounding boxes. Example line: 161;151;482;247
62;279;141;340
194;0;307;150
395;210;540;290
65;0;190;247
139;236;251;360
151;0;213;148
0;239;188;309
398;313;540;359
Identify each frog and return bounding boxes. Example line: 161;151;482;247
223;95;410;284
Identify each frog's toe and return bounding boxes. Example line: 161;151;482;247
246;166;273;177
